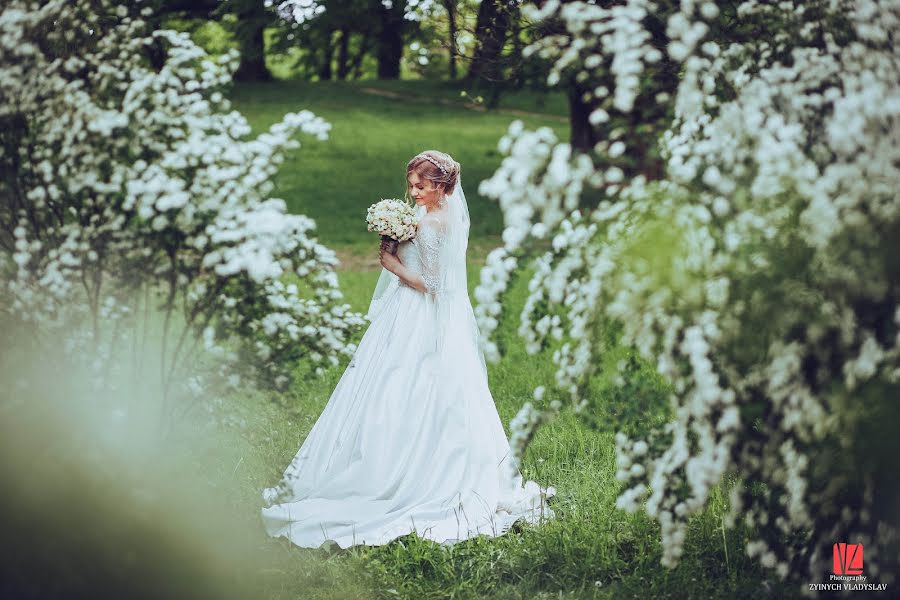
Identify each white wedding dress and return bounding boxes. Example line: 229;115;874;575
261;178;556;550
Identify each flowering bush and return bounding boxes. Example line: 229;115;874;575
475;0;900;585
0;0;364;435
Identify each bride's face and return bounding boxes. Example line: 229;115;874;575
407;172;441;208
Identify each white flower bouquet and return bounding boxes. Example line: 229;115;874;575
366;198;418;255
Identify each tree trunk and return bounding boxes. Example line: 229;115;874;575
442;0;458;79
234;21;272;82
376;1;405;79
337;27;351;80
350;32;372;79
509;14;523;87
318;28;334;81
466;0;512;82
568;85;600;152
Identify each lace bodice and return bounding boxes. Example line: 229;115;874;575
397;217;445;295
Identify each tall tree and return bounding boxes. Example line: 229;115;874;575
317;26;335;80
442;0;459;79
270;0;375;81
349;31;373;79
147;0;219;23
220;0;274;81
336;27;352;79
466;0;515;83
526;0;677;160
375;0;409;79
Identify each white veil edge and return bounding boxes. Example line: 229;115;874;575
365;255;400;322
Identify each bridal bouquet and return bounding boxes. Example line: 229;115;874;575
366;198;418;254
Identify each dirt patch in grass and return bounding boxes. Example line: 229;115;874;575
359;87;568;124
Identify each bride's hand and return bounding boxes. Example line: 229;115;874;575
379;246;401;272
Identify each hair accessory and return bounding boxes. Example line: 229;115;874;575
417;153;449;176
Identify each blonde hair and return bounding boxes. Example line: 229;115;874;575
405;150;461;201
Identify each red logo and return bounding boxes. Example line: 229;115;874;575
833;543;864;575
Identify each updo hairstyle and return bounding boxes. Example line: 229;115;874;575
405;150;460;199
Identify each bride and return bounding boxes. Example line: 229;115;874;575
261;150;556;550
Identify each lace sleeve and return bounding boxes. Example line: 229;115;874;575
416;217;445;295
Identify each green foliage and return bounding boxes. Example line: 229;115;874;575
169;17;236;57
588;344;673;440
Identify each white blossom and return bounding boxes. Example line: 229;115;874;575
476;0;900;583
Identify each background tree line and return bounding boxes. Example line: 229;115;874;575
149;1;527;84
148;1;613;153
